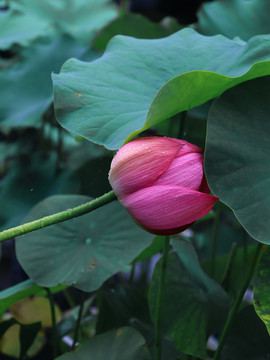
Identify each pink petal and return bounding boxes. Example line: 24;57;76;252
154;153;204;191
199;174;211;194
173;139;203;156
109;137;183;196
121;185;218;233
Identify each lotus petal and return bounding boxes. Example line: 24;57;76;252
154;152;204;191
121;185;218;232
109;137;182;196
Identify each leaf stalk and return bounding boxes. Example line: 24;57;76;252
0;191;116;243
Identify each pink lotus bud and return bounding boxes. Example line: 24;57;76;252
109;136;218;235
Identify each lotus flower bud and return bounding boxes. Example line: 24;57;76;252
109;136;218;235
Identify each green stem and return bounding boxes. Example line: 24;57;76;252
62;288;76;309
0;191;116;243
221;242;238;290
242;228;248;264
213;242;264;360
38;116;46;154
129;262;136;285
56;123;64;172
72;292;86;349
155;236;170;360
45;288;57;358
210;208;220;277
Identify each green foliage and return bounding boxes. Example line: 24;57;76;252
197;0;270;40
148;242;228;358
0;35;92;129
192;210;256;263
219;305;270;360
16;195;154;291
202;245;257;298
0;151;79;231
0;0;117;49
1;0;270;358
205;77;270;244
254;247;270;335
132;236;164;263
96;284;182;360
56;327;151;360
0;318;41;358
92;13;182;51
0;280;66;317
96;284;151;334
53;28;270;149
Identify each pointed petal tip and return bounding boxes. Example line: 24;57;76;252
121;185;219;232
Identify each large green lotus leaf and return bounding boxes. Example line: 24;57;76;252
148;241;228;358
220;305;270;360
0;0;117;49
15;195;154;292
254;247;270;334
0;35;91;128
197;0;270;40
56;327;151;360
205;76;270;243
92;13;182;51
53;28;270;150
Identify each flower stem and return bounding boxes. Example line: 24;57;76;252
213;242;264;360
72;291;86;349
45;288;57;358
62;288;76;309
155;236;170;360
0;191;116;243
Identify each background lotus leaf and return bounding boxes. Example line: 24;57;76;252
197;0;270;40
